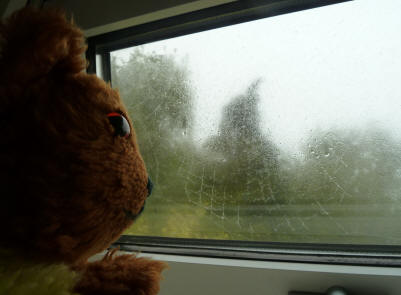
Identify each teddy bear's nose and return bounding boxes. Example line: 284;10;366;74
147;177;153;197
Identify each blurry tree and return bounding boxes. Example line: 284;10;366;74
111;49;193;141
111;48;199;235
202;79;281;207
111;49;194;182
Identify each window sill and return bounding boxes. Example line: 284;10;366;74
91;249;401;295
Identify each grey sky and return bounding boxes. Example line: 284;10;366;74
112;0;401;155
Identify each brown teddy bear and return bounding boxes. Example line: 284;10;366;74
0;7;167;295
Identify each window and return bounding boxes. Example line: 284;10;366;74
88;0;401;264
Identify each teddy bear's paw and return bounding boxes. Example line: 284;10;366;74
73;250;168;295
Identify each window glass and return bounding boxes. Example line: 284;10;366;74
110;0;401;244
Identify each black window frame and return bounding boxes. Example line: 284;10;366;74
87;0;401;266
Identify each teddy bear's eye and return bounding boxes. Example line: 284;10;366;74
107;112;130;138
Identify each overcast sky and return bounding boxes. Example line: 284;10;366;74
112;0;401;155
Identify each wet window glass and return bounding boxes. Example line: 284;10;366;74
110;0;401;244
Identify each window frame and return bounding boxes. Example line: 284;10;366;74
86;0;351;81
86;0;401;267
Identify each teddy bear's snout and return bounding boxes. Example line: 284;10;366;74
124;177;153;220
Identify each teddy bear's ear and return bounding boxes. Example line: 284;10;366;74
0;7;87;84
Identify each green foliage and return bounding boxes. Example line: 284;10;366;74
287;127;401;205
112;49;192;138
111;49;194;203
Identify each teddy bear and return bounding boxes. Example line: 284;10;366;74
0;6;167;295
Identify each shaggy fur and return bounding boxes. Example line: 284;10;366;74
0;7;166;295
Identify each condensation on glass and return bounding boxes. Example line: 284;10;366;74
109;0;401;244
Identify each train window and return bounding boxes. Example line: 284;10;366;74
88;0;401;264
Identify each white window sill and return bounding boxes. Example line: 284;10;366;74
92;251;401;294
